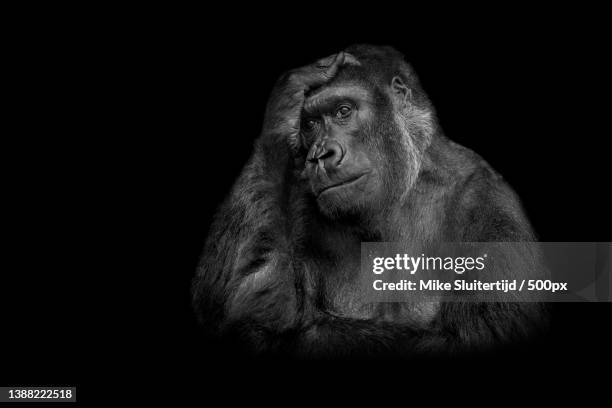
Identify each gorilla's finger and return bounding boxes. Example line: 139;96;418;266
321;51;345;78
302;52;345;88
315;53;339;68
284;52;346;91
343;52;361;66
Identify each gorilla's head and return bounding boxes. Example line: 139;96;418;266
294;45;435;219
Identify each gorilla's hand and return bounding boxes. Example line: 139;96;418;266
262;52;346;144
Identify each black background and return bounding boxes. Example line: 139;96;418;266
2;8;610;403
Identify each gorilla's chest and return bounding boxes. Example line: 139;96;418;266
307;253;440;325
323;258;373;319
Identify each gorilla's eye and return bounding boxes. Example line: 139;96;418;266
302;118;319;133
335;105;352;119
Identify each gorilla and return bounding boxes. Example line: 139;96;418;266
192;45;548;357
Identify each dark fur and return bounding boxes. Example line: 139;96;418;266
192;45;548;358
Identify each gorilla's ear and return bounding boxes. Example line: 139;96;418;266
391;76;411;107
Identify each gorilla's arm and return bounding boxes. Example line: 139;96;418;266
191;137;297;345
192;53;349;340
434;170;549;351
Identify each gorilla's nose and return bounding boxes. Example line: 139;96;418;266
308;140;344;170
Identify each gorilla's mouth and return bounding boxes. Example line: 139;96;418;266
316;172;370;197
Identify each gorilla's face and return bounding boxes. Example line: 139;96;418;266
298;82;389;217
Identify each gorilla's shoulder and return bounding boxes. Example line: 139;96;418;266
418;137;497;189
436;139;534;241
